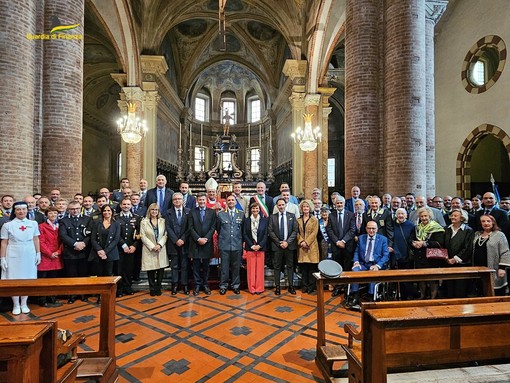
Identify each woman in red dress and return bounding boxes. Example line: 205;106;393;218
38;206;64;306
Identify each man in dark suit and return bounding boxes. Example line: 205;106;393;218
165;192;191;295
138;179;148;206
116;197;141;296
145;174;174;212
59;201;92;303
268;197;298;295
189;193;217;296
326;196;356;296
130;194;147;217
361;196;394;248
249;182;274;219
346;221;390;308
24;195;45;224
444;197;476;228
179;181;196;210
476;192;509;232
345;186;364;213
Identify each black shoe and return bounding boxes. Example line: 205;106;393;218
204;287;211;295
302;288;309;294
67;298;75;304
331;287;342;297
275;287;281;295
150;289;156;296
193;288;200;296
219;288;227;295
171;286;178;295
116;292;123;298
233;288;241;295
183;286;189;295
125;290;135;295
156;288;162;296
289;287;296;295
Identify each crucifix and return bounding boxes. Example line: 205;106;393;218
219;0;227;51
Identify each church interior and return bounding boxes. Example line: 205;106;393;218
1;0;510;382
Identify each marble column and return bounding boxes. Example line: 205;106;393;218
383;0;427;195
118;86;145;186
304;94;321;199
345;0;382;196
319;87;335;202
283;60;307;198
425;0;449;197
41;0;85;197
141;56;168;186
0;0;38;197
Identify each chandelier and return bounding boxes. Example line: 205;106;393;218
116;102;148;144
291;113;322;152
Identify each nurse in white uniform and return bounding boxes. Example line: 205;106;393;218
0;201;41;315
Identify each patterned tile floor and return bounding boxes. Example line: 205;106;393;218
0;286;358;383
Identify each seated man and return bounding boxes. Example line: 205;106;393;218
346;221;389;309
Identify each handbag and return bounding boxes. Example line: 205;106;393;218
426;247;448;260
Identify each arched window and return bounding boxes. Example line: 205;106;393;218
194;146;207;172
247;97;261;123
194;93;210;122
221;98;236;124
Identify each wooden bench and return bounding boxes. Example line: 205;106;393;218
342;296;510;383
0;277;120;383
314;266;495;382
0;321;84;383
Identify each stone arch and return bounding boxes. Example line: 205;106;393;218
456;124;510;197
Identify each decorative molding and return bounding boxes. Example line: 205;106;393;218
282;59;307;82
425;0;449;24
304;93;321;107
140;55;169;75
111;73;127;87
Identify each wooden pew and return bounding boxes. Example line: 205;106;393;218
343;296;510;383
0;277;120;383
314;266;495;382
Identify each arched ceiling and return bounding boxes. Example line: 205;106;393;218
133;0;306;104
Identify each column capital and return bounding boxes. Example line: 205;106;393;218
425;0;448;24
282;60;307;83
304;94;321;107
289;92;306;108
111;73;127;87
318;86;336;106
140;55;169;76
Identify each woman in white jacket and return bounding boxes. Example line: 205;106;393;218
140;203;168;296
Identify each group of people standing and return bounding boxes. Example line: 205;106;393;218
2;176;509;315
330;187;510;308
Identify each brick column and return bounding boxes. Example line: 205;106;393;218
345;0;382;196
319;87;335;202
425;1;448;196
118;86;145;186
41;0;85;197
283;60;307;198
383;0;427;195
0;0;38;197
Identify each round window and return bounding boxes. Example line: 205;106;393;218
461;35;506;94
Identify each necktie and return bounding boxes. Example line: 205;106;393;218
200;208;205;222
485;209;491;215
132;206;136;214
158;189;164;212
177;209;182;224
279;213;285;240
365;237;374;262
357;213;362;230
230;211;235;221
29;211;34;220
337;210;344;239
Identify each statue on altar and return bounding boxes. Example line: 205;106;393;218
222;109;233;136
